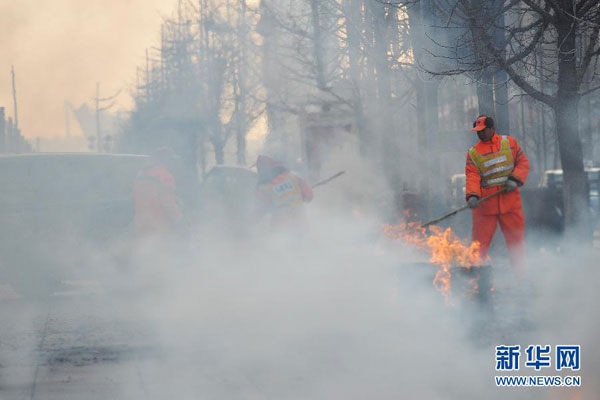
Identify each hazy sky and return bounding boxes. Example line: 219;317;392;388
0;0;176;138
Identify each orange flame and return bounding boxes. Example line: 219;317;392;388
384;221;483;300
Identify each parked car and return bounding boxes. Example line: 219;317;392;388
0;153;149;296
540;167;600;222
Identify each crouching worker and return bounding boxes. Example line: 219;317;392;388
255;155;313;231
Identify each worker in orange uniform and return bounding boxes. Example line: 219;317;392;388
132;147;182;242
255;155;313;230
466;116;530;276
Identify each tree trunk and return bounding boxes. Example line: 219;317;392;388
493;0;509;133
409;0;444;219
368;1;395;159
539;42;547;172
345;0;369;155
369;1;403;218
235;108;247;165
536;105;543;175
310;0;327;90
519;91;527;154
541;105;547;172
258;1;283;156
425;79;440;195
199;131;207;178
583;92;592;161
555;16;591;238
553;131;560;169
494;73;509;132
236;0;248;165
476;69;495;117
214;140;225;165
467;0;495;119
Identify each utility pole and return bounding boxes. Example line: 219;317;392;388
95;82;101;152
64;100;71;137
11;65;19;130
0;107;5;153
161;25;166;90
93;82;121;153
145;48;150;100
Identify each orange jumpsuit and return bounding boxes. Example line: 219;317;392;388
132;164;181;238
465;133;530;273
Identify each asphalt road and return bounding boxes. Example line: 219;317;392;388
0;250;597;400
0;286;159;400
0;282;289;400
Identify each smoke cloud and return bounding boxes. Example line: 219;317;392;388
0;0;175;137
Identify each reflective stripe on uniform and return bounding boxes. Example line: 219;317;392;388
482;164;513;177
482;155;507;168
264;173;304;209
484;176;509;186
469;135;515;188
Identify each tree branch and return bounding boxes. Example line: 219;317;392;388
521;0;556;24
579;83;600;96
577;0;598;16
463;11;557;107
578;24;600;85
505;21;549;65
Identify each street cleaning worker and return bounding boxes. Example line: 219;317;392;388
255;155;313;229
466;116;530;276
132;147;182;241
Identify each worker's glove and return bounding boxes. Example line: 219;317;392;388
467;196;479;209
505;179;518;193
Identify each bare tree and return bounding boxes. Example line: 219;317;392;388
123;0;264;170
420;0;600;237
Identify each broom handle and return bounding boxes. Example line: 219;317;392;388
421;188;507;228
312;171;345;189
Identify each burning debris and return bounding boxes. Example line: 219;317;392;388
384;221;484;301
